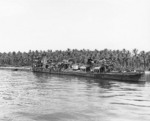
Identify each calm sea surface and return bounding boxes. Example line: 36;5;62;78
0;70;150;121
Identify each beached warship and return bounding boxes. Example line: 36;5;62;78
32;56;145;82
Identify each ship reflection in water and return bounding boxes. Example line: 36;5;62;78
0;70;150;121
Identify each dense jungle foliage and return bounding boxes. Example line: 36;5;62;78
0;49;150;70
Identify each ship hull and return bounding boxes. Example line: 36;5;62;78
32;67;145;82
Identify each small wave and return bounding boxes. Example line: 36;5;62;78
111;102;150;108
99;94;125;98
3;96;13;100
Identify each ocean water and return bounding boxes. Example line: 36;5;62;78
0;70;150;121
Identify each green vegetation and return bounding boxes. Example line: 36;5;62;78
0;48;150;71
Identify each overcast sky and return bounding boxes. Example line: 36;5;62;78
0;0;149;52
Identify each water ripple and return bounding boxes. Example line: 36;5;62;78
0;70;150;121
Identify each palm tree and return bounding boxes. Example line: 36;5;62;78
132;49;139;69
139;51;146;70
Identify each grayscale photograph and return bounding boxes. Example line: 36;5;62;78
0;0;150;121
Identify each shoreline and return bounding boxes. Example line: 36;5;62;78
0;66;32;71
0;66;149;73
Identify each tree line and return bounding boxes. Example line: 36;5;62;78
0;49;150;70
